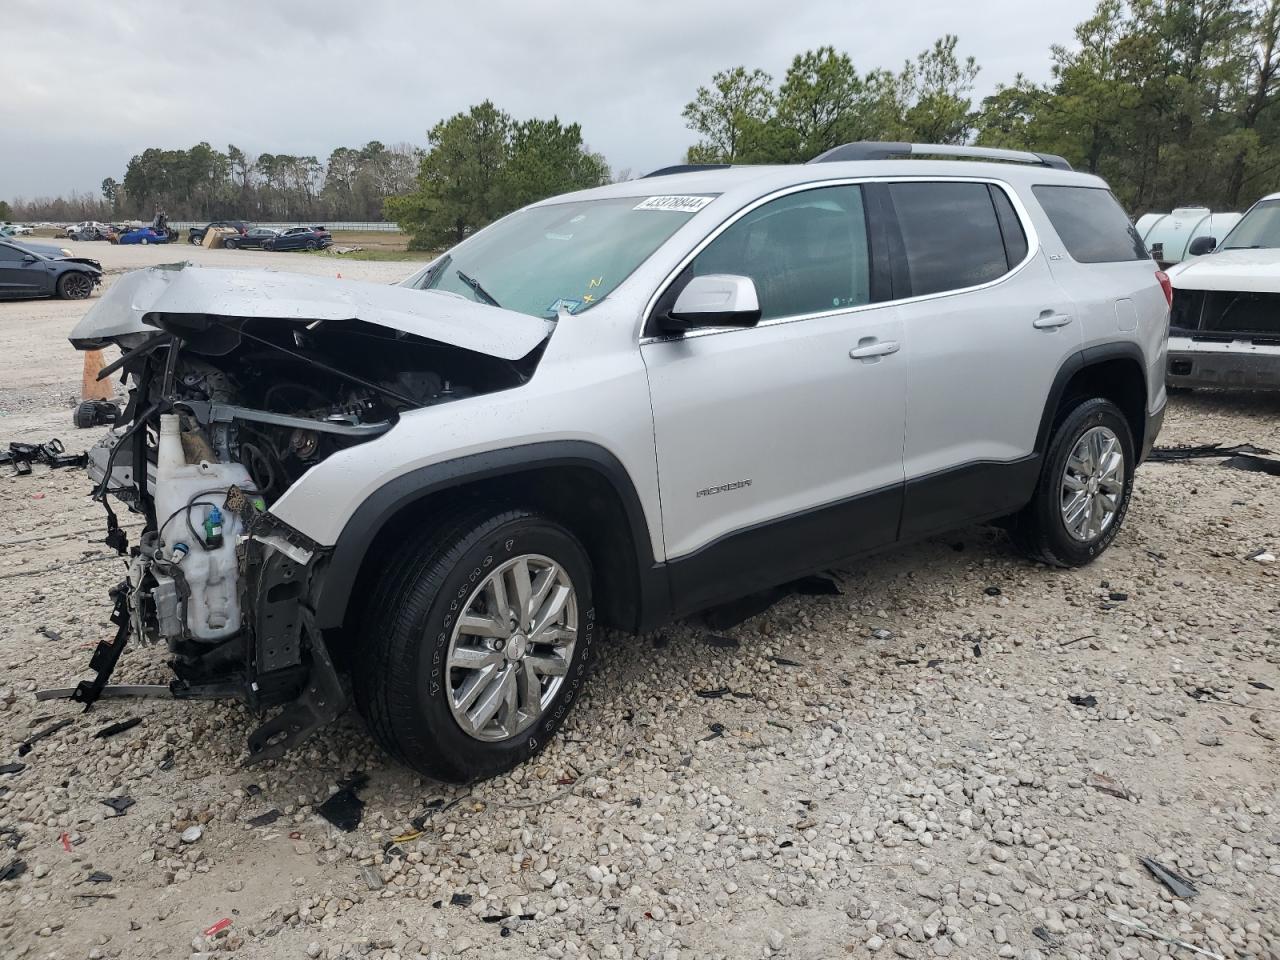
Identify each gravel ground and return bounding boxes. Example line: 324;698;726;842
1;246;1277;960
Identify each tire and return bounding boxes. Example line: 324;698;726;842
140;237;149;245
56;271;94;300
263;241;274;251
224;239;237;250
1011;398;1135;567
353;505;595;782
189;235;201;245
306;239;318;250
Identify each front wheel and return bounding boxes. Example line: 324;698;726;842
353;505;595;782
1010;398;1135;567
140;237;149;245
189;235;201;245
57;271;94;300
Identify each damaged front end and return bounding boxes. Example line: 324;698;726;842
63;263;550;762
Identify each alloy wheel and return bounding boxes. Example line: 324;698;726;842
62;273;93;300
1060;425;1125;542
444;554;578;742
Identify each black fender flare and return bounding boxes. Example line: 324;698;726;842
311;440;662;631
1034;341;1149;456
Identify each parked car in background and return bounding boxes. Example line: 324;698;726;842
1165;192;1280;390
223;227;278;250
263;226;332;251
189;220;250;245
66;221;114;241
1136;208;1242;268
0;222;34;237
117;226;170;245
0;239;102;300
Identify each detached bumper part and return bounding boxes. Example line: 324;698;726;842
1167;335;1280;390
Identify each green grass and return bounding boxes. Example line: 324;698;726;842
321;247;436;262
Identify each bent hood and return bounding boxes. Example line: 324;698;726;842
1166;247;1280;293
68;262;554;361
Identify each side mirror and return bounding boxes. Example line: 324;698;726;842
21;254;36;263
1187;236;1217;256
661;274;761;333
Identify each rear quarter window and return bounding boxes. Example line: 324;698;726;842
1032;185;1149;263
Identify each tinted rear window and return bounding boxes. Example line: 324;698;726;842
889;182;1011;297
1032;185;1148;263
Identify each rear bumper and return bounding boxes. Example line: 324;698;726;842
1167;335;1280;390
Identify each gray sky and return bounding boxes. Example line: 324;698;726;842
3;0;1095;200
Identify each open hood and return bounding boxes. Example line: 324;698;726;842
68;262;554;361
1166;247;1280;293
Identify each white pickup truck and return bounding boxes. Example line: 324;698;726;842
1166;192;1280;390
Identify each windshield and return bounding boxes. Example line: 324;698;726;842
404;195;715;318
1221;199;1280;249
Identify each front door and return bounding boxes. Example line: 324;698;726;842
640;183;907;615
0;243;43;296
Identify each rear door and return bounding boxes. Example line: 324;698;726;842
641;183;907;613
877;179;1083;539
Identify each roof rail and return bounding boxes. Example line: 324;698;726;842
808;141;1072;171
643;163;731;178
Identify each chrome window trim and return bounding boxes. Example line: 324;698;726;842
640;175;1042;344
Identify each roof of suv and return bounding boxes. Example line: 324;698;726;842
540;158;1107;211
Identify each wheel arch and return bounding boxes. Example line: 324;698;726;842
313;441;667;640
1036;343;1148;460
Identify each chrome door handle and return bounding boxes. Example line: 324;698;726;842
849;339;901;360
1033;311;1073;329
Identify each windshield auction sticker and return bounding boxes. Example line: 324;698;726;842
633;195;716;213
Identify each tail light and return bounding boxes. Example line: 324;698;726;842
1155;270;1173;307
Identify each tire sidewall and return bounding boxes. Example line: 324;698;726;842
1037;399;1135;564
407;518;595;781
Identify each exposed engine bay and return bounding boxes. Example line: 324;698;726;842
62;264;549;761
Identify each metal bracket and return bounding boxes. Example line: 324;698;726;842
174;399;390;438
244;608;346;765
70;586;131;708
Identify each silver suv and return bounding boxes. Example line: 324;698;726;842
69;142;1170;781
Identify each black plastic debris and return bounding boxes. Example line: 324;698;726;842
1188;687;1217;701
18;717;73;756
701;722;726;742
766;655;802;667
1032;926;1060;947
973;642;983;657
926;659;943;668
245;809;282;828
483;913;536;923
1149;442;1272;461
703;634;739;649
0;859;26;882
984;586;1002;597
0;763;24;776
1069;694;1099;708
101;796;135;815
158;750;174;771
245;783;262;796
778;840;793;848
450;893;474;907
1109;591;1128;601
696;687;732;699
93;717;142;739
85;871;112;883
1249;681;1275;691
317;773;368;832
1140;857;1198;898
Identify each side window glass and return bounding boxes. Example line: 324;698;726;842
688;185;871;321
989;185;1029;268
0;244;22;262
888;182;1010;297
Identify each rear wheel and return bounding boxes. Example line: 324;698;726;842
189;235;201;245
306;239;318;250
353;505;595;782
224;239;238;250
56;271;94;300
1011;398;1135;567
